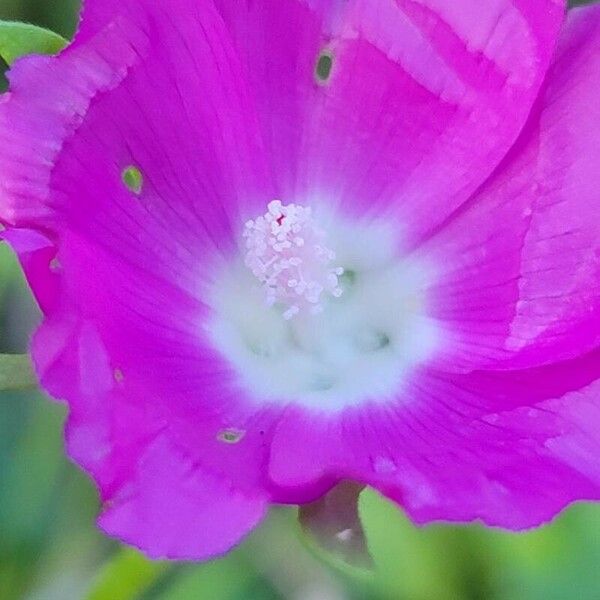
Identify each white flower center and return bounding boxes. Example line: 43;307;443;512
207;203;439;411
244;200;344;319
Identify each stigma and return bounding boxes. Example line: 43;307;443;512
244;201;344;319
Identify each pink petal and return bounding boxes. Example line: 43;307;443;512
271;350;600;528
98;434;267;560
0;0;273;272
0;16;145;226
418;4;600;370
214;0;564;244
1;228;59;313
26;231;281;558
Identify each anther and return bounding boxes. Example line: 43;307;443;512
244;201;343;318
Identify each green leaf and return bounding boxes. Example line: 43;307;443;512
0;20;67;66
0;354;37;391
155;558;255;600
0;242;20;301
359;488;486;600
85;548;169;600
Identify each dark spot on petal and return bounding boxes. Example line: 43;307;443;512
218;429;245;444
121;165;143;195
315;50;334;84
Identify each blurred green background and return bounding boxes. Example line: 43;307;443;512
1;0;600;598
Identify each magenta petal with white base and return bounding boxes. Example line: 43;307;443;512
270;349;600;529
2;0;600;560
213;0;564;242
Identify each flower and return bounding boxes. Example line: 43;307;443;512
1;0;600;560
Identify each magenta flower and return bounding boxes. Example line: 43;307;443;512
1;0;600;560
